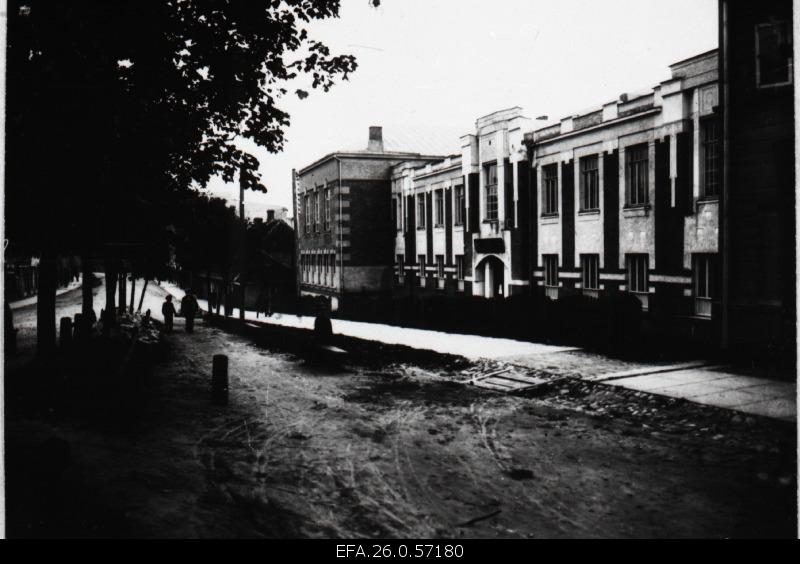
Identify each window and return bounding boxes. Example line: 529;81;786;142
397;254;404;273
416;194;426;229
485;163;498;221
330;253;336;281
756;21;793;87
580;155;600;211
693;254;715;317
543;255;559;287
542;164;558;215
434;189;444;227
701;119;720;198
626;254;649;293
454;184;465;225
314;191;320;231
303;195;310;233
455;255;465;280
581;254;600;291
418;254;426;280
436;255;444;278
626;144;649;206
322;254;328;286
324;188;331;230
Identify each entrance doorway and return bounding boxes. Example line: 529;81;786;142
475;255;505;298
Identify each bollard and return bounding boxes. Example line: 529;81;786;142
59;316;73;349
211;354;229;405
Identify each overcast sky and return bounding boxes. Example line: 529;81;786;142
209;0;718;213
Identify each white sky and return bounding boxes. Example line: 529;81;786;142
209;0;718;214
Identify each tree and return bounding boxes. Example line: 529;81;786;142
5;1;365;349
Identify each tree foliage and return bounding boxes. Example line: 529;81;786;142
5;0;359;263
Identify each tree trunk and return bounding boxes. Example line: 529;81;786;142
36;251;57;356
206;270;213;319
81;253;93;320
104;253;117;333
137;279;149;313
129;276;136;313
118;271;127;315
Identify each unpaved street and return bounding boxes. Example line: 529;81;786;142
6;284;795;538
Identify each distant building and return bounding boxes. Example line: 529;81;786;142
224;198;289;224
719;0;795;358
295;126;448;310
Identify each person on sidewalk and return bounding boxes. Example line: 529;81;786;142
181;290;199;333
161;295;177;333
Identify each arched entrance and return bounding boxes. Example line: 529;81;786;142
475;255;506;298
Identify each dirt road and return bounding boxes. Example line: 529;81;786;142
5;283;796;538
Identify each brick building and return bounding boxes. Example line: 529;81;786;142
719;0;795;358
294;127;446;310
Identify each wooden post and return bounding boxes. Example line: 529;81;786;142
211;354;229;405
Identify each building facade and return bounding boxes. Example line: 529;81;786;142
296;37;795;356
527;49;720;330
719;0;795;357
295;127;444;310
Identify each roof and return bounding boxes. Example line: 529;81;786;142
298;123;465;174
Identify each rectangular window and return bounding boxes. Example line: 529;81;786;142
324;188;331;230
485;163;498;221
693;254;715;317
702;119;720;198
304;195;310;233
436;255;444;278
454;184;465;225
581;254;600;291
455;255;465;281
397;197;403;230
397;254;404;273
435;189;444;227
314;191;320;231
418;254;426;278
580;155;600;211
542;164;559;215
626;144;649;206
626;254;649;293
416;194;426;229
330;253;336;281
543;255;559;287
391;196;398;230
756;21;793;87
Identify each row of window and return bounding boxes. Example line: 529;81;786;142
300;252;336;286
303;188;332;234
541;253;715;315
483;120;721;220
397;185;466;231
396;254;466;281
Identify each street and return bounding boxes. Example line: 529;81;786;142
4;281;796;538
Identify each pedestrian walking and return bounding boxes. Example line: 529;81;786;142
161;295;177;332
181;290;199;333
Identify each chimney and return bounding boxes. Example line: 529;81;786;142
368;126;383;152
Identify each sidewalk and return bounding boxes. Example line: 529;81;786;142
158;281;576;360
9;277;83;309
593;364;796;421
160;281;796;421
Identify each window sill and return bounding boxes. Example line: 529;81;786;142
482;219;499;224
416;226;427;231
578;208;601;215
697;197;719;207
622;204;651;217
